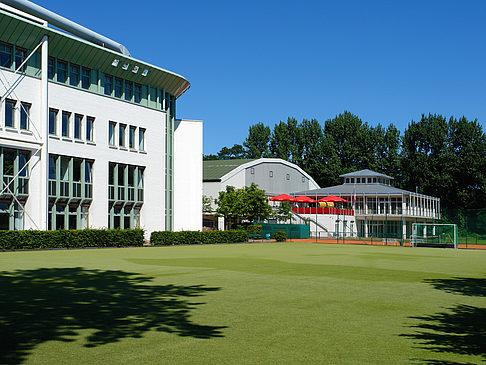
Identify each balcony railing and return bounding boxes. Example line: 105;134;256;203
292;207;354;216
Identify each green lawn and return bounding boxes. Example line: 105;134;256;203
1;243;486;364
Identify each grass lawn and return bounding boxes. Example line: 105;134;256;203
1;243;486;364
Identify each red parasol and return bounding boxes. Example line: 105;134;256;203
269;194;295;202
318;195;348;203
294;195;317;203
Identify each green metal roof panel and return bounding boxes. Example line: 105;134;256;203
0;8;190;98
203;159;256;181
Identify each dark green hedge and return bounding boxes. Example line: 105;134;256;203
0;229;145;250
274;231;287;242
150;230;249;246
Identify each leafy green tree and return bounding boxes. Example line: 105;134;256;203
272;201;293;223
269;117;303;164
215;184;271;229
202;195;213;214
244;123;271;158
217;144;246;160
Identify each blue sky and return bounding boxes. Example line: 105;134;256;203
37;0;486;154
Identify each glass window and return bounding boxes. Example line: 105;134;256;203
3;149;15;176
286;174;290;180
73;159;81;181
129;126;136;149
134;84;141;103
0;43;12;68
74;114;82;139
109;163;115;185
85;161;92;183
20;102;30;130
118;164;125;186
48;57;55;80
57;60;67;83
15;47;27;71
108;122;116;146
69;64;80;86
124;81;132;101
5;100;15;127
81;67;90;89
139;128;145;151
49;109;57;135
18;151;29;177
104;74;113;95
119;124;126;147
49;156;56;179
61;112;70;137
86;117;94;142
114;78;122;98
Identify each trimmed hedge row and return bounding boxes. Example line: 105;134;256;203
0;229;145;250
150;230;249;246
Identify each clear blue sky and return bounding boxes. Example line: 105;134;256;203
37;0;486;154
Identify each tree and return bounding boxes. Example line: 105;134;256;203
202;195;213;214
215;184;271;229
272;201;293;223
217;144;246;160
269;117;303;164
244;123;271;158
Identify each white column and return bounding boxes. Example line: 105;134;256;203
40;35;49;230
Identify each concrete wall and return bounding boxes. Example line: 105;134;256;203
173;119;202;231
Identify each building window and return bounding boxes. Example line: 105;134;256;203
57;60;67;83
0;43;12;68
345;178;350;183
119;124;126;147
69;64;80;87
302;176;305;183
250;167;254;174
108;122;116;146
129;126;136;149
74;114;82;140
81;67;90;89
114;78;122;98
373;178;377;183
86;117;94;142
48;57;55;80
5;100;15;128
124;81;132;101
61;112;70;137
139;128;145;151
134;84;141;103
104;74;113;95
15;47;27;71
286;174;290;180
49;109;57;135
20;102;30;130
350;178;355;183
357;178;361;184
269;171;273;178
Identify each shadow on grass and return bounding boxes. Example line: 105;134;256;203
0;267;225;364
402;277;486;363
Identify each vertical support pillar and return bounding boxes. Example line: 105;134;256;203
40;35;49;230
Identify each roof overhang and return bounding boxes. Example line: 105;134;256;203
0;7;191;98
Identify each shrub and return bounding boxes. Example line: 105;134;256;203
274;231;287;242
151;230;249;245
236;224;262;234
0;229;144;250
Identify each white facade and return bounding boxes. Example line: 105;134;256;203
0;3;202;237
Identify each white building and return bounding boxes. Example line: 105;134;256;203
0;1;202;236
203;158;320;229
294;169;440;239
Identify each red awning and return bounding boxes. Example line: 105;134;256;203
269;194;295;202
318;195;348;203
294;195;317;203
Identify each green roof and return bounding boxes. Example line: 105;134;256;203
0;8;190;98
203;159;255;181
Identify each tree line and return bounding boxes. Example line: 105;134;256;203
204;111;486;210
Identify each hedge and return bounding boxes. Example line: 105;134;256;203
274;231;287;242
150;230;249;246
0;229;145;250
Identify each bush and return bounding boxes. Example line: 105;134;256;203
0;229;145;250
236;224;262;234
274;231;287;242
151;230;249;245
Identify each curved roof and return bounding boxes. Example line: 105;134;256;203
0;6;190;98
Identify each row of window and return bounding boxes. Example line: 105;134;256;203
49;108;94;142
2;99;31;130
250;167;306;183
1;41;178;116
344;177;391;185
108;121;145;151
0;148;29;197
48;155;93;200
